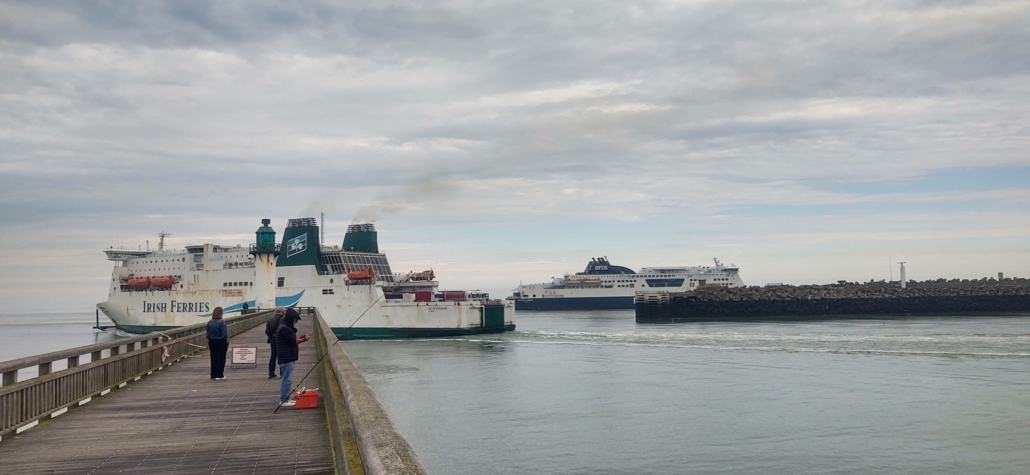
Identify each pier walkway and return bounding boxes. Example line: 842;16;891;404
0;310;428;475
0;314;334;474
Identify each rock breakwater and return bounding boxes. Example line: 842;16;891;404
635;279;1030;322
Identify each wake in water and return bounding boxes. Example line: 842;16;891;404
433;326;1030;359
528;328;1030;358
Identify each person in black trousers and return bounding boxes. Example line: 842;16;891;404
265;307;286;378
206;307;229;380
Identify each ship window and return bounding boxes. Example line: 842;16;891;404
278;277;285;288
223;282;227;287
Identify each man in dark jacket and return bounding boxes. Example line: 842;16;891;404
276;308;310;406
265;307;286;378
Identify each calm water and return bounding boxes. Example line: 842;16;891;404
343;311;1030;475
4;311;1028;473
0;312;125;380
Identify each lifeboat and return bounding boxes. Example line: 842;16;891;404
128;277;151;289
411;270;435;281
347;268;375;281
150;276;175;287
566;276;601;283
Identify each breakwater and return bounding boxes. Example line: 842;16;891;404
635;278;1030;322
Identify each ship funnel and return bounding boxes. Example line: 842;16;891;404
277;217;324;273
343;223;379;253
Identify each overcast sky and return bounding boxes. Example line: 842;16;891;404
2;0;1028;312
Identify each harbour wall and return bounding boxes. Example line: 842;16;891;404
636;279;1030;322
313;307;429;475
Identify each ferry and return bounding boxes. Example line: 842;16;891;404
511;257;744;310
96;218;515;339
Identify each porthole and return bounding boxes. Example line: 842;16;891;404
330;278;334;284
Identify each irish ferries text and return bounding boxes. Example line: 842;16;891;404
143;301;211;313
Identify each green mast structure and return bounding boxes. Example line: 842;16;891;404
251;218;280;310
252;218;280;255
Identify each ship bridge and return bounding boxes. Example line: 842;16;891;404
104;249;153;261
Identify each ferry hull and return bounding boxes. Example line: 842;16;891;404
98;219;516;339
99;272;516;339
334;324;517;340
514;296;633;311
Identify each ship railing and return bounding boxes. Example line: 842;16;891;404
0;310;273;441
311;307;428;475
248;243;282;254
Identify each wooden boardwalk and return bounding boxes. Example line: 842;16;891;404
0;317;335;475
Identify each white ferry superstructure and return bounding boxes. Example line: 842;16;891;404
96;218;515;339
511;257;744;310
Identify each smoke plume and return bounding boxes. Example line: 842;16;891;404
352;179;452;224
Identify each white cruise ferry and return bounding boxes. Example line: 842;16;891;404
97;218;515;339
511;257;744;310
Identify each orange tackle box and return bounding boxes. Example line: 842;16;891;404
295;389;319;409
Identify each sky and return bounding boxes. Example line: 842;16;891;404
1;0;1028;313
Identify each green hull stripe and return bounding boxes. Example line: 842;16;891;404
116;323;517;339
333;324;516;340
115;324;179;334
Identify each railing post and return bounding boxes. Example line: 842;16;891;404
2;371;15;386
68;356;79;368
39;362;51;376
110;346;120;356
91;351;102;362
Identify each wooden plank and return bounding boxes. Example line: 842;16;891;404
0;317;335;475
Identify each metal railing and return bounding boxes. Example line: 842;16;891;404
0;310;273;440
313;308;427;475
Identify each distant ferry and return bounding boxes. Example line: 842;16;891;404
511;257;744;310
97;218;515;339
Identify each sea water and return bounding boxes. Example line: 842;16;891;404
0;312;125;380
343;311;1030;475
3;311;1028;473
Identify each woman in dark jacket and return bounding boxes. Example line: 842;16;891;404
206;307;229;380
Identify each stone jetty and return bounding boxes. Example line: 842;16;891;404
635;278;1030;322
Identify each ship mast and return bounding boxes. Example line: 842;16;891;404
158;232;171;252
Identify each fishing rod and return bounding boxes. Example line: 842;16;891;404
273;295;383;413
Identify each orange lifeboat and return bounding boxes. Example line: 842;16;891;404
150;276;174;287
347;268;375;281
411;270;435;281
128;277;151;289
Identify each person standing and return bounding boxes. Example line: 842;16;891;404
275;308;310;407
265;307;286;378
206;307;229;380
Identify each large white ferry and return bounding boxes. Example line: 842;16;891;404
97;218;515;339
511;257;744;310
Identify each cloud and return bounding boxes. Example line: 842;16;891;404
1;0;1028;310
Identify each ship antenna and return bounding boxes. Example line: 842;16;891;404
158;232;171;252
320;212;325;247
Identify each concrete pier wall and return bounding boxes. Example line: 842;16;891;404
313;308;428;475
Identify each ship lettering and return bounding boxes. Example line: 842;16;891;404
143;301;168;313
166;301;210;313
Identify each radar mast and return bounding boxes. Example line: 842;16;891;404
157;232;171;252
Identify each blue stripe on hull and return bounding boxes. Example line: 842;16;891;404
514;296;633;311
